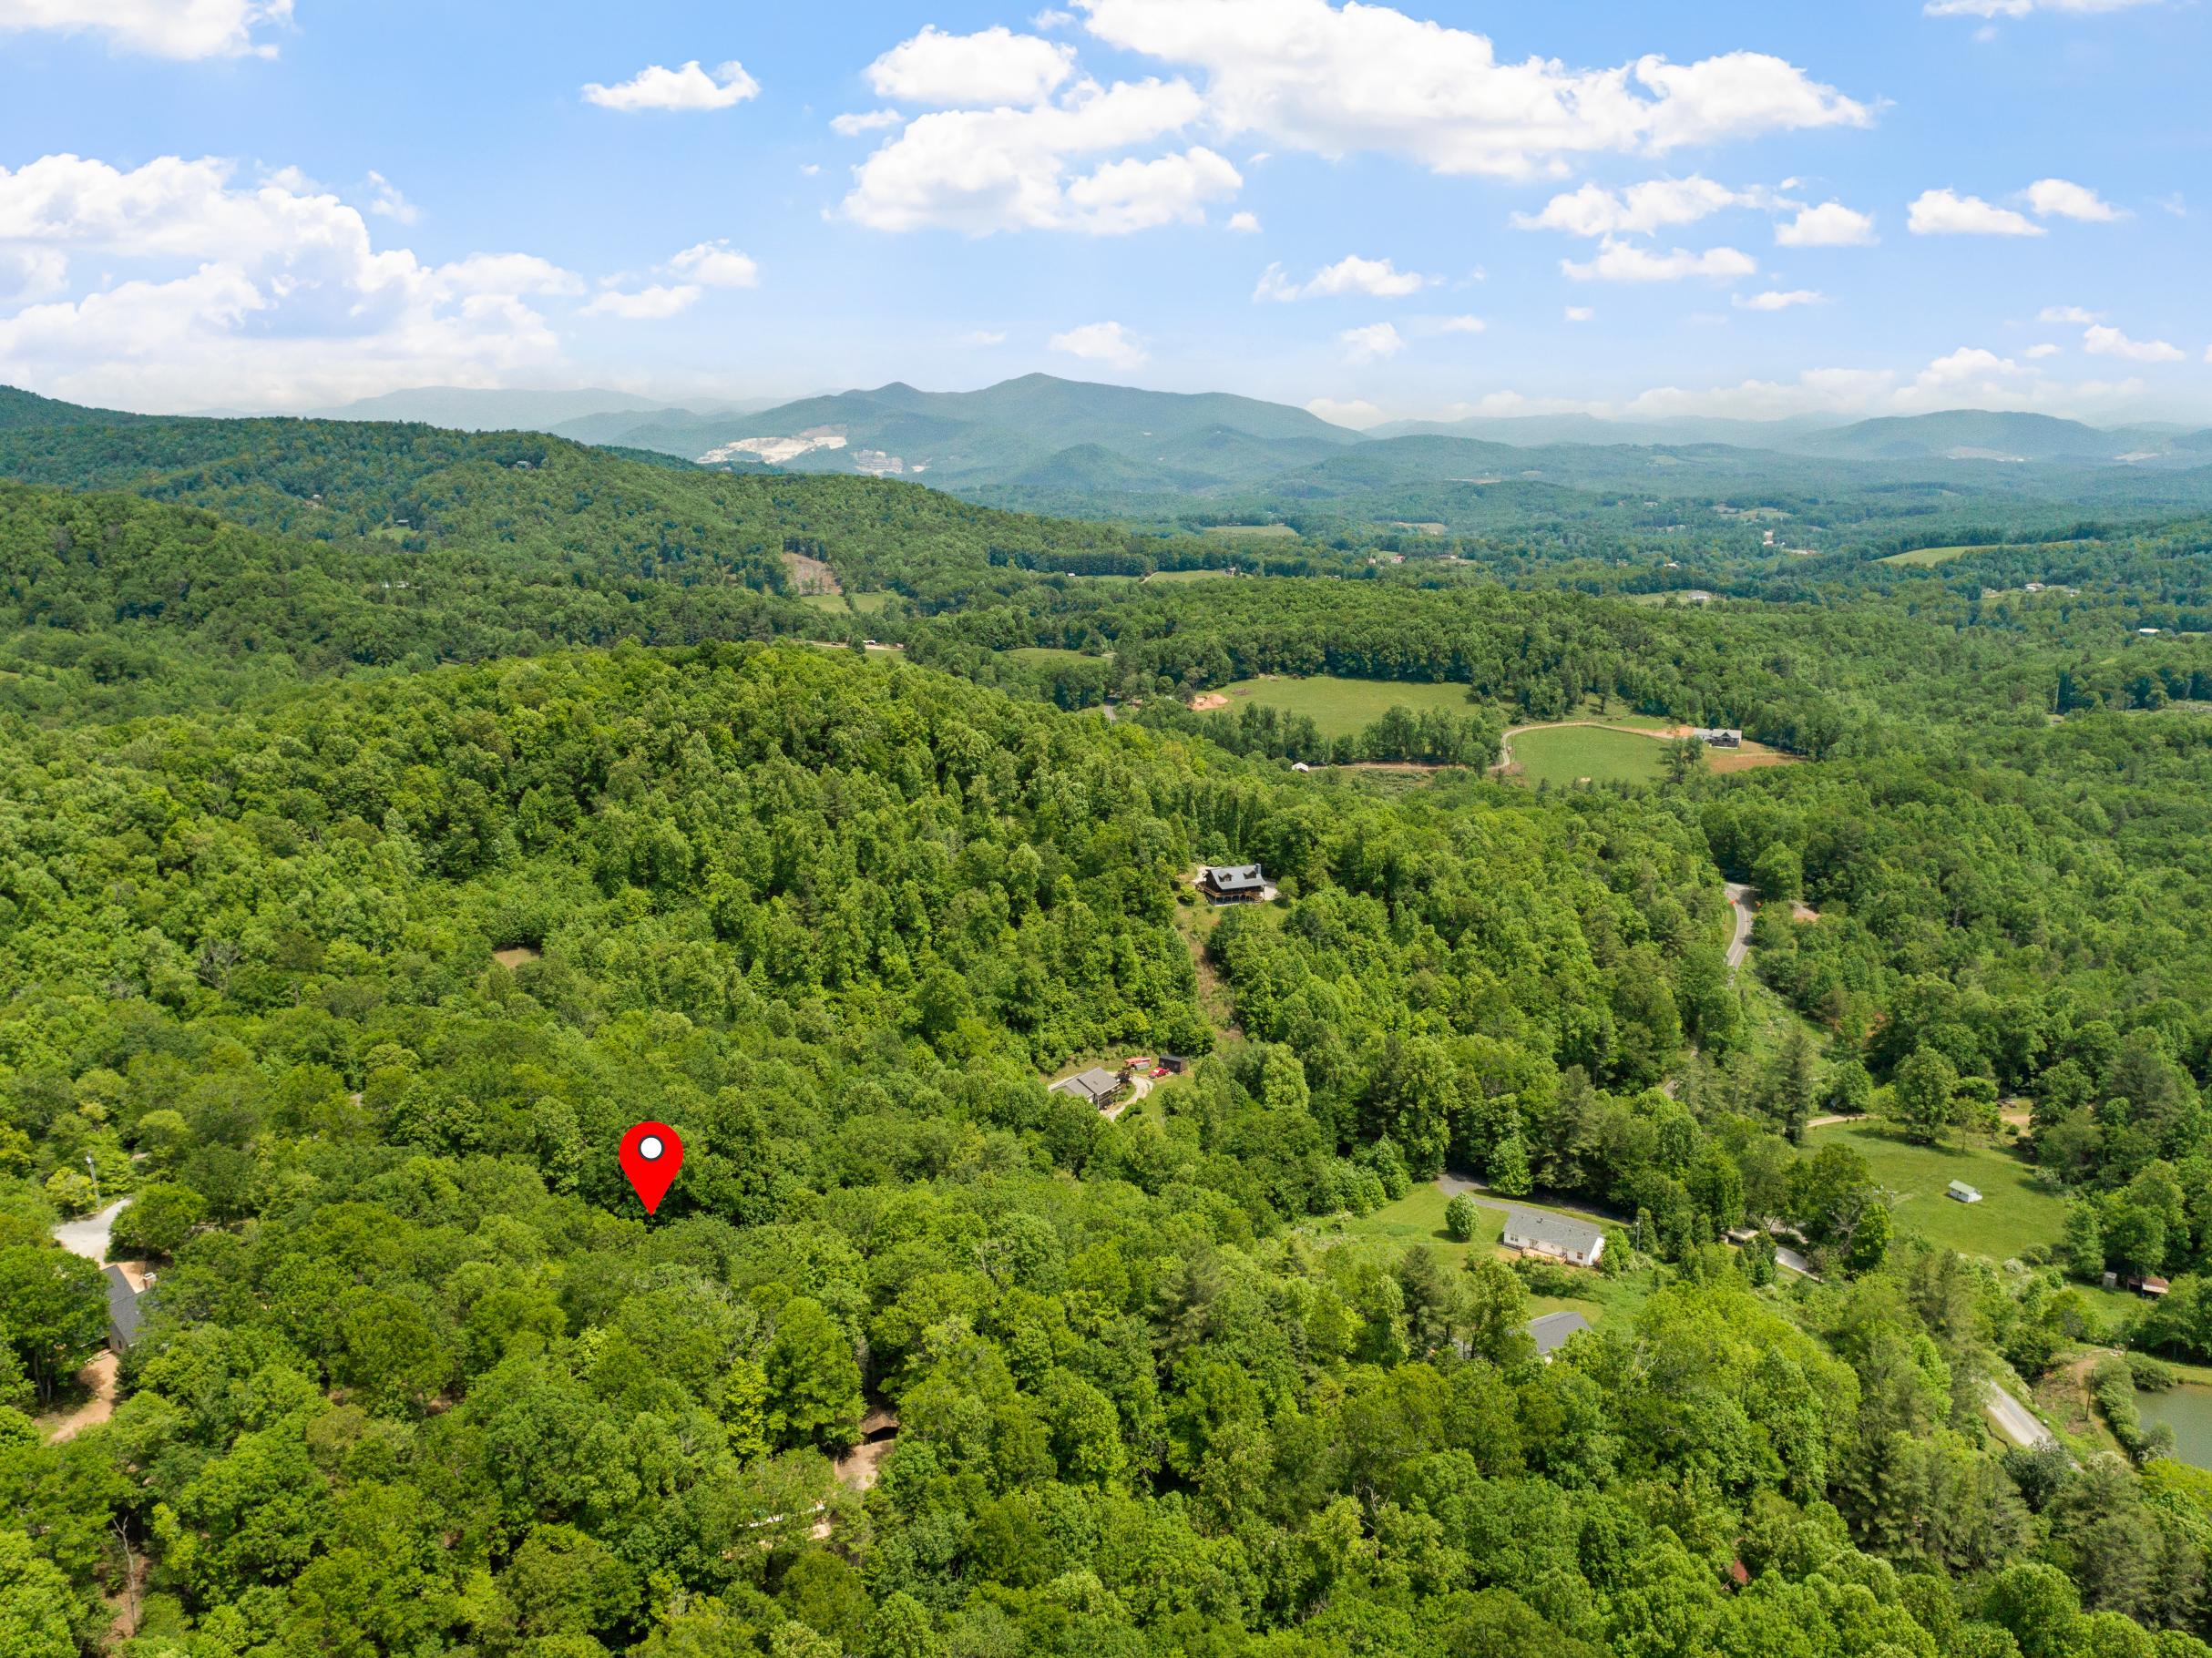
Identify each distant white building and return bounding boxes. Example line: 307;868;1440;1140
1692;728;1744;748
1948;1181;1983;1204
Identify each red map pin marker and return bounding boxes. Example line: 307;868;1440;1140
619;1121;683;1214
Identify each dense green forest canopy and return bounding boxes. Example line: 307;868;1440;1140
2;392;2212;1658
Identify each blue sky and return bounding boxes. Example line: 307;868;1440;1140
1;0;2207;425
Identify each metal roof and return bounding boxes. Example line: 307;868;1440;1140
1502;1206;1606;1253
1527;1310;1592;1356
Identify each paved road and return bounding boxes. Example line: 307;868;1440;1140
1983;1381;2063;1454
1724;882;1756;971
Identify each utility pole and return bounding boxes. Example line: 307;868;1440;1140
85;1153;98;1209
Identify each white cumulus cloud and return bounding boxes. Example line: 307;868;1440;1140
1225;210;1263;232
1339;322;1405;363
1513;176;1760;237
1439;315;1486;333
583;61;760;113
1776;200;1878;246
1562;239;1758;282
2023;178;2124;221
2040;305;2102;323
666;241;760;288
364;171;418;225
1735;289;1824;311
832;109;906;137
842;79;1239;235
2082;323;2182;362
0;152;579;409
866;25;1076;107
2025;343;2062;358
1907;189;2044;236
584;285;701;320
0;0;292;58
1050;319;1148;368
1565;306;1594;322
1254;254;1432;302
1076;0;1870;177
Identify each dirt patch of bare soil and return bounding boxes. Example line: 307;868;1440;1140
492;946;541;969
1189;692;1230;712
783;550;843;596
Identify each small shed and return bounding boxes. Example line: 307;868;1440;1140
1157;1055;1191;1075
1948;1181;1983;1205
2131;1275;2172;1298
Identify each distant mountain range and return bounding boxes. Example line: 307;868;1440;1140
531;376;2212;500
293;385;786;432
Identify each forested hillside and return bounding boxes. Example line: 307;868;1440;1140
3;396;2212;1658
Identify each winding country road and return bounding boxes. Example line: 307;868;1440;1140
1724;881;1756;971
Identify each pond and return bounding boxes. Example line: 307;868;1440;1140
2137;1384;2212;1469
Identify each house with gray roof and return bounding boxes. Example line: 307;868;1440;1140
1527;1310;1592;1360
1050;1067;1126;1110
1197;864;1271;903
1501;1206;1606;1268
105;1264;154;1352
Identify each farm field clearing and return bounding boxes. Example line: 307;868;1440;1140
1505;723;1670;788
1209;675;1478;740
1804;1120;2066;1260
1003;646;1103;668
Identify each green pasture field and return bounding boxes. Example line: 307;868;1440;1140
1879;545;1995;567
1804;1120;2067;1260
1146;568;1238;582
1003;646;1104;668
1507;724;1668;789
1201;524;1299;538
1212;675;1476;740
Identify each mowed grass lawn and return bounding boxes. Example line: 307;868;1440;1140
1003;646;1102;668
1508;724;1668;789
1806;1120;2067;1259
1214;675;1478;741
1315;1182;1636;1327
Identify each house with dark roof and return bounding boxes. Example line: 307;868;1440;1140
1050;1067;1126;1110
1501;1206;1606;1268
1527;1310;1591;1360
1197;864;1271;903
1692;728;1744;748
105;1265;154;1352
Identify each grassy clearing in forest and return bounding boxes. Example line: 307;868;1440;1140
1003;646;1101;668
1507;724;1670;789
1213;675;1477;740
1803;1120;2066;1260
1879;544;1995;567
